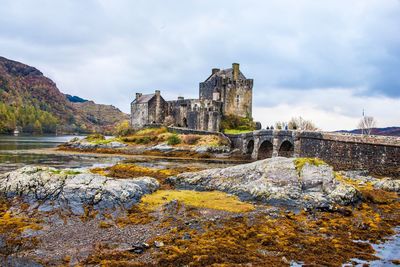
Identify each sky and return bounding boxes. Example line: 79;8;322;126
0;0;399;131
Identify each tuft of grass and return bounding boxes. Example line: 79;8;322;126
167;134;181;145
140;190;254;213
294;158;326;174
85;133;105;142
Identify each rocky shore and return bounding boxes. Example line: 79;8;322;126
0;166;159;214
0;157;399;266
58;130;236;159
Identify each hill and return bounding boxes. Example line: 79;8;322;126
337;127;400;137
0;56;128;134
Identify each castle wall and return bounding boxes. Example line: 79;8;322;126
147;95;166;124
166;98;222;132
222;80;253;118
131;102;148;129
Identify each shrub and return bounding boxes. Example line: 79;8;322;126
221;114;256;132
136;136;153;144
114;120;134;136
182;134;200;145
85;133;105;141
167;134;181;145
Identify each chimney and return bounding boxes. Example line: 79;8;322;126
232;63;239;81
212;68;220;75
155;90;161;96
135;93;142;100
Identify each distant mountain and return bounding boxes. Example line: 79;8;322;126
0;56;128;134
337;127;400;137
66;94;88;103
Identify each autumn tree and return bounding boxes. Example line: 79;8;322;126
288;117;318;131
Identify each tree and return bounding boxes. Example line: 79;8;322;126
288;117;318;131
358;116;376;135
114;120;132;136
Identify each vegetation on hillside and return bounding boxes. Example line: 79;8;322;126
0;56;128;134
221;114;256;134
119;127;228;147
0;101;58;134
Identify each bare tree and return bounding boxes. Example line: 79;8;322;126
288;116;319;131
358;116;376;135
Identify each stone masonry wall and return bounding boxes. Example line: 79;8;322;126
298;132;400;177
227;131;400;177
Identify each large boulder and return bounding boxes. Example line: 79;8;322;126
172;157;360;208
0;166;159;214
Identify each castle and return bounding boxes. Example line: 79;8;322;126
131;63;253;132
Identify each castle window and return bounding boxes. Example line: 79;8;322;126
236;95;240;106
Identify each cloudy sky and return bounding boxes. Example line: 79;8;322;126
1;0;399;130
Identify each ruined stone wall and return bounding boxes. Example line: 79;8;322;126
166;98;222;132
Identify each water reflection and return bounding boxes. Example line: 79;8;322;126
0;135;81;150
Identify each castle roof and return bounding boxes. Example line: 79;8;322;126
132;93;155;104
204;68;247;82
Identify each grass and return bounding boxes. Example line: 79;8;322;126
140;190;254;213
119;126;228;147
224;129;254;135
167;134;181;145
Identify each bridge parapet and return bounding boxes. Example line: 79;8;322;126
226;130;400;177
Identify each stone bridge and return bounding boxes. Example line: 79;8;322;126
227;130;400;177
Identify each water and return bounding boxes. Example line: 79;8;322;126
0;135;124;173
0;135;236;173
0;135;78;150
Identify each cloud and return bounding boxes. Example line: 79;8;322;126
0;0;399;130
253;88;400;131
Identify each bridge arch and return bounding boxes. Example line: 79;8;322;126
245;139;255;155
278;140;294;157
257;140;274;159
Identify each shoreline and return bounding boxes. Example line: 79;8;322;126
0;147;252;164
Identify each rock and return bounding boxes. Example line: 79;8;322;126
154;241;164;248
61;138;127;150
173;157;360;208
194;145;230;154
129;242;150;254
374;178;400;193
0;166;159;214
150;143;174;152
341;171;400;193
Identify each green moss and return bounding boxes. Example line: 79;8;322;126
294;158;326;174
224;129;254;135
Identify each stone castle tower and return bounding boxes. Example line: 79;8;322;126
131;63;253;131
199;63;253;118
